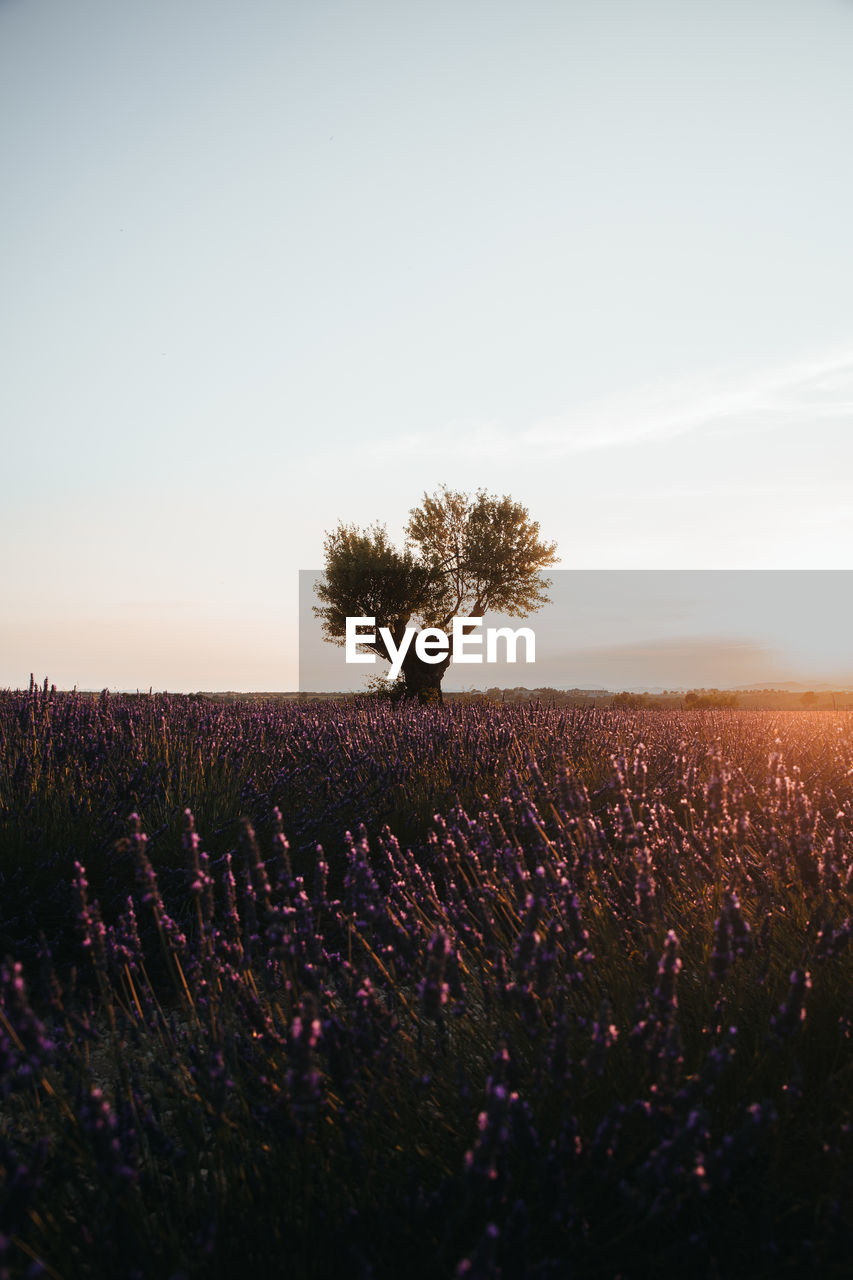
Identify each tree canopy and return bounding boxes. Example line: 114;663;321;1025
314;487;558;702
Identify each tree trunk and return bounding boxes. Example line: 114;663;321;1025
401;648;451;704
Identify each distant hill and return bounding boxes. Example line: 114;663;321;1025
733;681;853;692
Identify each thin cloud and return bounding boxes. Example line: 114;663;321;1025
530;635;786;690
378;344;853;462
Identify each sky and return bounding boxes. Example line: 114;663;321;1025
2;0;853;691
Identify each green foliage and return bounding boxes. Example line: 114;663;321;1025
685;688;740;709
360;671;408;702
405;486;558;625
313;487;559;662
313;522;442;657
611;690;663;709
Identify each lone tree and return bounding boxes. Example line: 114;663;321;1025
314;486;559;703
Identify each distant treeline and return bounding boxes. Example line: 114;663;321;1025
48;687;853;710
472;687;853;710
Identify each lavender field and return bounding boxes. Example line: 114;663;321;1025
2;683;853;1277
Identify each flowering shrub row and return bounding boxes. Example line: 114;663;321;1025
1;685;853;1275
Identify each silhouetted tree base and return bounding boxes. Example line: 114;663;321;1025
406;685;442;705
401;651;450;705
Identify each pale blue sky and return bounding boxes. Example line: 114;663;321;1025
3;0;852;690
